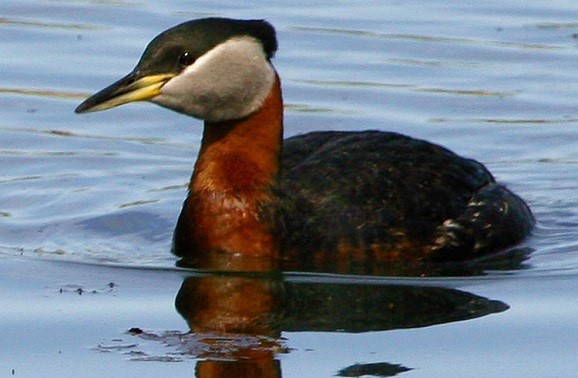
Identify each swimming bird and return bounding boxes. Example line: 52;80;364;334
75;17;534;268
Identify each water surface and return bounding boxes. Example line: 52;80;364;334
1;1;577;376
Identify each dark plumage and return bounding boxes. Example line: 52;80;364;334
275;131;534;263
138;18;278;72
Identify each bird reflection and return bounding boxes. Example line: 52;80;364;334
174;254;283;378
164;253;509;377
176;254;282;336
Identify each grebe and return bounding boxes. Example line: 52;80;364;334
75;18;534;267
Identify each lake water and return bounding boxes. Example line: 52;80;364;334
1;0;577;377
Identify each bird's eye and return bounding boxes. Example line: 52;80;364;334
178;51;194;66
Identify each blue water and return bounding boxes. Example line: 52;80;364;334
1;1;577;376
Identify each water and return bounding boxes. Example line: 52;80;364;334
1;0;577;376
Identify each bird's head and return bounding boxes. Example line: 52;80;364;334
75;18;278;122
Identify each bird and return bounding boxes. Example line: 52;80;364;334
75;17;535;270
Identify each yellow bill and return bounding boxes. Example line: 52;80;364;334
75;73;175;114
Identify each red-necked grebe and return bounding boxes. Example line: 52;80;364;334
75;18;534;267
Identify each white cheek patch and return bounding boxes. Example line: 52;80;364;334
154;37;276;122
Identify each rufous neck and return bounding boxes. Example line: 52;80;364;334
178;74;283;258
191;74;283;195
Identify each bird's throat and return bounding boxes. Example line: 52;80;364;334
173;75;284;262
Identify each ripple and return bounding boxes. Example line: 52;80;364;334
285;103;345;114
295;79;409;90
295;79;517;97
429;117;578;125
293;26;562;50
0;87;86;100
534;22;578;30
0;16;99;31
0;125;178;148
118;200;159;209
